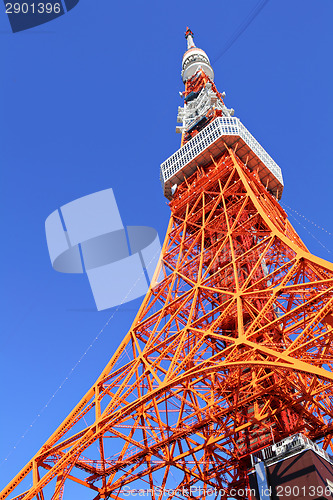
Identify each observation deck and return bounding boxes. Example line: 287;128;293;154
160;117;284;200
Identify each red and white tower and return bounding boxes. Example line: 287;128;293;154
2;29;333;500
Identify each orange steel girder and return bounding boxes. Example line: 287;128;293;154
2;148;333;500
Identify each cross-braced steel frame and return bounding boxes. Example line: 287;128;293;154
2;143;333;500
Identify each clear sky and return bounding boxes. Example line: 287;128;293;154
1;0;333;494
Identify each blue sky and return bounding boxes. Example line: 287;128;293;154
1;0;333;494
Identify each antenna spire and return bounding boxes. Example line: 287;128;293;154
185;27;195;50
182;28;214;83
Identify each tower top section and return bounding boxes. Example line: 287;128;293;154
182;28;214;83
160;29;284;201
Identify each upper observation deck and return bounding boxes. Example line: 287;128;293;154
160;116;284;200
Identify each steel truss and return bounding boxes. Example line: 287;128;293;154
2;145;333;500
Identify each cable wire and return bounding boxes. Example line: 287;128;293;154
212;0;270;63
286;210;332;255
0;248;162;467
281;202;333;237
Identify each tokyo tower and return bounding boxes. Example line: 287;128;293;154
2;28;333;500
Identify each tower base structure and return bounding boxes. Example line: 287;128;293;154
249;434;333;500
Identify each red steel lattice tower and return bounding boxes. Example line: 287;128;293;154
2;28;333;500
